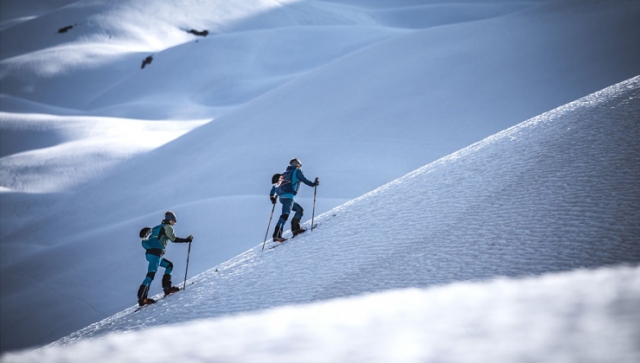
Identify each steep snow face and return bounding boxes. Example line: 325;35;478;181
4;265;639;363
51;77;640;351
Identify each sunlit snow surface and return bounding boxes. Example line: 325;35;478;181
0;113;208;192
5;77;635;362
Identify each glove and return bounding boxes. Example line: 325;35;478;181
270;196;277;204
187;235;194;242
314;177;320;187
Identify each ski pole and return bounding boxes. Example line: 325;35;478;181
262;198;277;251
183;241;191;290
311;182;318;231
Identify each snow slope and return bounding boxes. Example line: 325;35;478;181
2;0;640;353
0;113;208;192
4;75;640;363
3;267;638;362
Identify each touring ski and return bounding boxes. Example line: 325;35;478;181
133;283;193;312
267;224;318;249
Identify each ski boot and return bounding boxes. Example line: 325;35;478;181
273;225;287;242
291;218;307;237
137;284;156;306
165;287;180;296
139;298;156;306
162;275;181;296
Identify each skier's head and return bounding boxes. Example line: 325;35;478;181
163;211;177;224
290;158;302;168
272;173;282;184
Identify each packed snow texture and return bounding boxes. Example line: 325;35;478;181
2;0;640;354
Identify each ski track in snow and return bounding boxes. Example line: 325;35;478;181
53;77;640;346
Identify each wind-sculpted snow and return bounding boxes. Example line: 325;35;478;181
53;77;640;349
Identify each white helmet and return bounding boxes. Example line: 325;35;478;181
290;158;302;167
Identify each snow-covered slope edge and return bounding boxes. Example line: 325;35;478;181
4;265;639;363
49;76;640;351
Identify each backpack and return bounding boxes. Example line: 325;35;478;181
274;167;297;195
139;224;166;250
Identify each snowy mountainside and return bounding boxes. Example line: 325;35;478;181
4;266;639;363
53;77;640;350
2;0;640;354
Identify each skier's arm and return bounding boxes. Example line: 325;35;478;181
173;236;193;243
296;169;316;187
164;224;193;243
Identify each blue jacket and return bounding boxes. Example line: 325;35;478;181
141;223;183;255
270;166;315;199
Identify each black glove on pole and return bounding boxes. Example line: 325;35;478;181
262;196;277;251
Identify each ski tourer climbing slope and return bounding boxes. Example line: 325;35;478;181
270;158;319;242
137;211;194;306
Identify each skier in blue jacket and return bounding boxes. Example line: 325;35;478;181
137;211;193;306
270;158;319;242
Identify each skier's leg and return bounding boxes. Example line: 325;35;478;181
292;202;304;220
273;198;293;239
137;285;150;305
278;198;294;225
160;258;179;295
143;253;161;285
291;203;305;235
160;257;174;275
138;253;161;305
